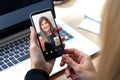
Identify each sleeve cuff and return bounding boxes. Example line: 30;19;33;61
25;69;50;80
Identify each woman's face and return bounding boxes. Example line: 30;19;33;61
41;19;51;32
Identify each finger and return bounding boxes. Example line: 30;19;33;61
57;26;62;32
60;59;65;67
61;36;65;41
30;27;38;46
61;36;65;48
65;66;71;78
62;54;78;70
62;43;65;48
65;48;86;57
71;75;79;80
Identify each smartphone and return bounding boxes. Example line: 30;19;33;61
30;9;64;61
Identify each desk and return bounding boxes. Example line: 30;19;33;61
51;0;106;79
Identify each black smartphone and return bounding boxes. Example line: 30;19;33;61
30;9;64;61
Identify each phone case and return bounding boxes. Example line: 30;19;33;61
30;9;64;61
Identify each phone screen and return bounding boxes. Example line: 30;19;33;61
30;9;64;61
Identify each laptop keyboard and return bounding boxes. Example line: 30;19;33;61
0;29;73;71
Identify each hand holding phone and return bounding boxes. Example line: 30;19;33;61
30;9;64;61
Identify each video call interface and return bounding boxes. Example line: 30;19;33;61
31;10;64;61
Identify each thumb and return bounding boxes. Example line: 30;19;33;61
62;54;78;70
30;27;38;46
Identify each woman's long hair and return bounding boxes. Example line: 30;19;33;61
97;0;120;80
39;16;58;42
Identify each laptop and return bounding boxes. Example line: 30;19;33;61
0;0;100;80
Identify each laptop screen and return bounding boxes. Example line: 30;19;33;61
0;0;55;39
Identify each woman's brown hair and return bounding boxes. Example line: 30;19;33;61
97;0;120;80
39;16;58;42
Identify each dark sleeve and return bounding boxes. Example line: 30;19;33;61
25;69;50;80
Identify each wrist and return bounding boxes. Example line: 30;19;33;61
31;64;43;70
31;64;48;74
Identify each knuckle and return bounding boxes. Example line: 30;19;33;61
30;44;38;50
67;60;72;65
74;65;81;72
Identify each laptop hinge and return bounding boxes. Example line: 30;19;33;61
0;28;30;46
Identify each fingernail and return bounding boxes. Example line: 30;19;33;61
30;27;33;31
62;55;67;61
63;54;69;61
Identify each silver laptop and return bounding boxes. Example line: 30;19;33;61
0;0;100;80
